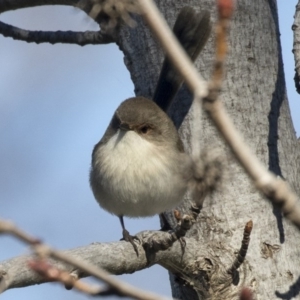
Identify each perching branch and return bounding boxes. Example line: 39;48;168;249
0;216;249;298
138;0;300;230
0;219;173;300
0;212;233;300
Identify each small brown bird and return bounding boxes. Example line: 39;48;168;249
90;7;211;254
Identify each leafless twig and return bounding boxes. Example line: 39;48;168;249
78;0;140;28
28;260;102;295
0;0;120;45
0;21;115;45
228;220;253;274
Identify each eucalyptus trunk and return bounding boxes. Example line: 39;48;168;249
119;0;300;299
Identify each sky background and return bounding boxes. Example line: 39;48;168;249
0;1;299;299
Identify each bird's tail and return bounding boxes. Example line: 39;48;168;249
153;7;211;111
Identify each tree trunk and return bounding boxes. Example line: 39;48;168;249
119;0;300;299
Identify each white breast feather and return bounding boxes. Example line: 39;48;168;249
93;130;188;217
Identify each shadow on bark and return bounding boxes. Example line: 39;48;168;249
267;0;285;244
275;275;300;299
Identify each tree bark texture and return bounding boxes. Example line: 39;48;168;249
119;0;300;299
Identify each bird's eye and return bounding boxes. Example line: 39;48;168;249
140;125;150;134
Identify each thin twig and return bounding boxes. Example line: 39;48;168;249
28;260;102;295
0;220;41;245
227;220;253;274
0;219;171;300
138;0;300;230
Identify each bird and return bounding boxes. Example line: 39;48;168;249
90;7;211;254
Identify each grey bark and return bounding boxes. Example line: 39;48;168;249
0;231;216;291
0;0;300;299
119;0;300;299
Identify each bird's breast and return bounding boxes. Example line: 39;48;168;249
90;130;189;217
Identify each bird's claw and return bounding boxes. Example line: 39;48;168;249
121;229;139;256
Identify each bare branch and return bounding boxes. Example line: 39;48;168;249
0;0;77;13
0;219;172;300
78;0;140;28
0;0;116;45
228;220;253;274
0;220;41;245
0;216;252;299
0;21;114;45
137;0;300;230
28;260;103;296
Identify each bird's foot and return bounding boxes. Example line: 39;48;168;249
173;210;193;256
122;229;140;256
178;236;186;255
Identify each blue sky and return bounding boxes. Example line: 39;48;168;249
0;1;299;299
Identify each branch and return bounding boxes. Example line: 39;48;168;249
293;0;300;93
0;0;116;45
0;21;114;45
0;219;173;299
28;260;103;296
137;0;300;230
0;0;77;13
0;216;247;298
228;220;253;274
